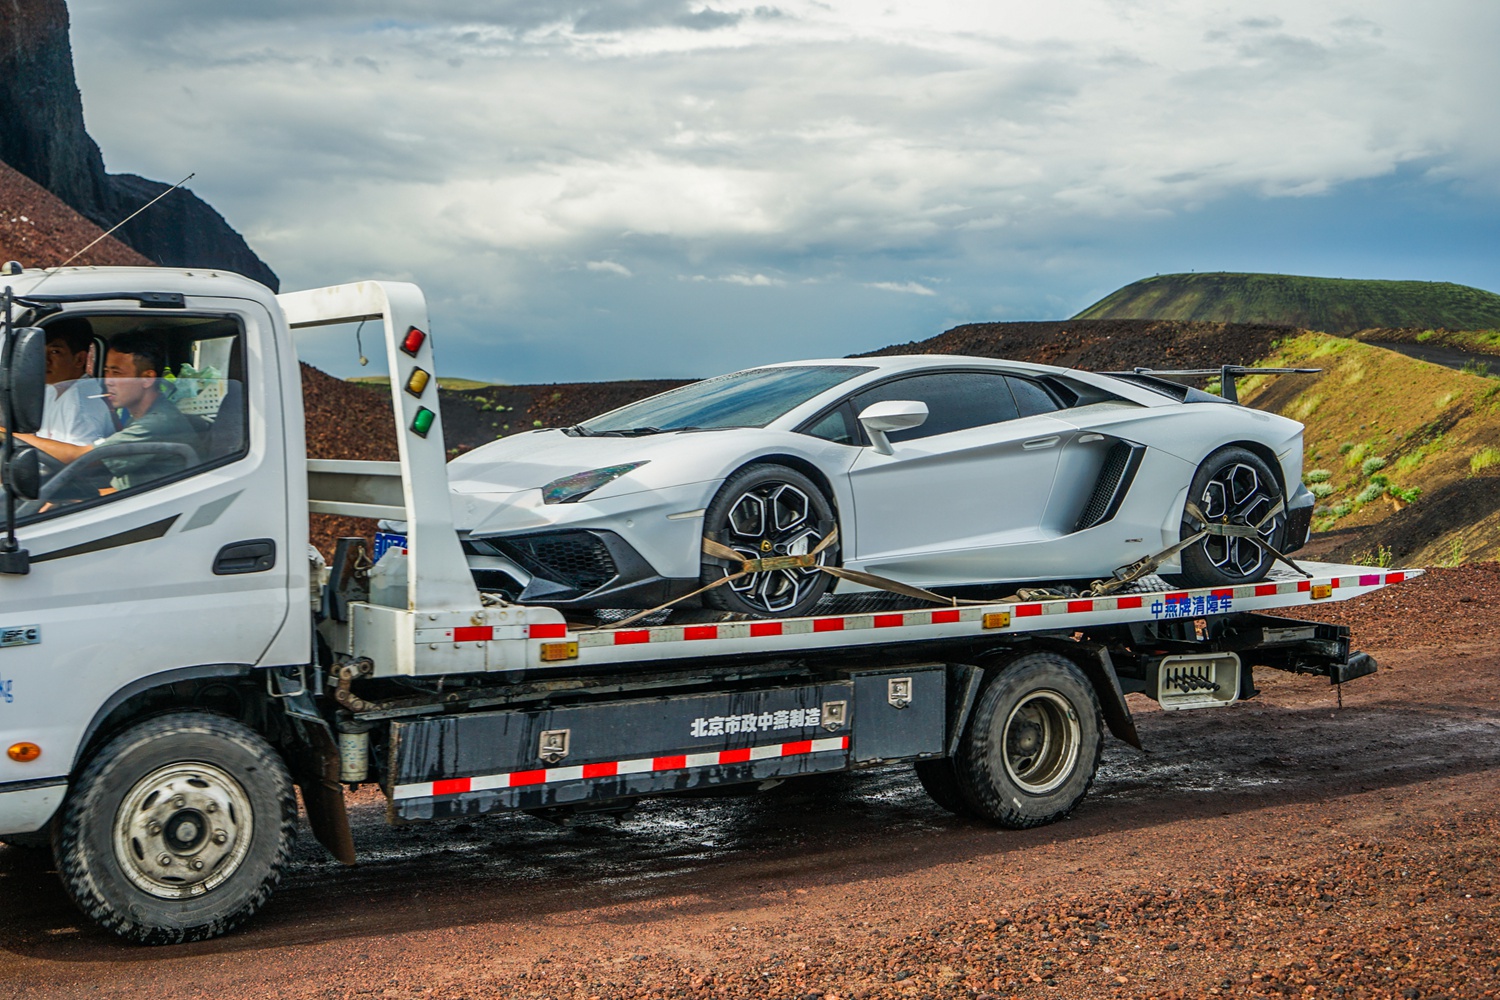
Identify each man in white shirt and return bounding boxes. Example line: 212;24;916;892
39;320;116;447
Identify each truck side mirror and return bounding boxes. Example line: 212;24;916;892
858;400;928;456
2;445;39;501
0;326;46;435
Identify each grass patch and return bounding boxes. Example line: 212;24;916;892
1389;484;1422;503
1472;447;1500;474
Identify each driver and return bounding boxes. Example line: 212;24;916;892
16;331;201;494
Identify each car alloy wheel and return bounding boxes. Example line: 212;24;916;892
1196;460;1283;578
702;464;838;618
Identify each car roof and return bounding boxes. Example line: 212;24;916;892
752;354;1070;377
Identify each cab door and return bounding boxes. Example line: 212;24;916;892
0;298;291;795
845;371;1072;587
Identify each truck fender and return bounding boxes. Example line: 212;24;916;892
71;663;254;773
949;642;1142;753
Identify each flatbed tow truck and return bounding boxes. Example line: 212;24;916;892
0;267;1416;943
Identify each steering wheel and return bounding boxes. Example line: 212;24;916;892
39;441;199;503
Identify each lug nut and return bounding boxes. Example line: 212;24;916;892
147;821;163;835
212;831;228;845
158;854;173;866
190;859;204;871
205;802;218;814
172;795;186;808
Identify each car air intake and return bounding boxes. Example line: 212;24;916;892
1075;441;1146;532
501;531;619;593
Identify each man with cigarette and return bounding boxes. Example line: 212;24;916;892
14;331;201;494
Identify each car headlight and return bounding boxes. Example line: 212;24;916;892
541;462;649;504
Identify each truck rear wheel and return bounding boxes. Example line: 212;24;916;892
54;711;297;944
950;652;1102;829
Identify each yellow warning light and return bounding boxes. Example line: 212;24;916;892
539;642;580;662
982;612;1012;629
405;368;431;397
7;742;41;763
1311;584;1334;600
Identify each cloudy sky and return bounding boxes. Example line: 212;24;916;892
69;0;1500;384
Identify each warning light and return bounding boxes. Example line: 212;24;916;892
405;368;431;397
1311;583;1334;600
7;742;41;763
540;642;579;662
400;327;426;357
982;612;1012;629
410;407;435;437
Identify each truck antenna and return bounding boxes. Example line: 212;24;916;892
55;172;196;271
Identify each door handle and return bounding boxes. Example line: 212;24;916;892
213;538;277;575
1022;436;1060;450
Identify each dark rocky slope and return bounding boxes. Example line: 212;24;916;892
0;0;278;288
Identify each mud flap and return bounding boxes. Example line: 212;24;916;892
272;671;356;865
1074;643;1143;751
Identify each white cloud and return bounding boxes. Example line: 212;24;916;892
866;281;937;296
586;260;633;276
688;272;785;286
64;0;1500;380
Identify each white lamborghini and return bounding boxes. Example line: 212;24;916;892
447;355;1316;617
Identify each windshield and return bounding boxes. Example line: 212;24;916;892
581;365;873;433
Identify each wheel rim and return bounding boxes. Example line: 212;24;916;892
113;762;254;899
1001;690;1081;795
719;480;829;613
1195;462;1282;578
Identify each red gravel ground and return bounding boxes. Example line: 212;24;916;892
0;162;152;267
2;564;1497;999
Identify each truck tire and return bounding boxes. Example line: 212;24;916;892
54;711;297;944
950;652;1102;829
914;758;979;819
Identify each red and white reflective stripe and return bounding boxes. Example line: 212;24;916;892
393;734;850;801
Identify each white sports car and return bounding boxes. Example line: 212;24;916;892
447;355;1315;617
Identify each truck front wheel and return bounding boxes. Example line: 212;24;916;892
949;652;1102;829
54;711;297;944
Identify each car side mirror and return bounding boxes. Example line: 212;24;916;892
858;400;928;455
0;326;46;435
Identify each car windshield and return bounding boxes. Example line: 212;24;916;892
580;365;873;434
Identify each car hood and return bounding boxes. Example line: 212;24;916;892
447;427;733;497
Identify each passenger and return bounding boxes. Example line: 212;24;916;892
37;318;115;447
17;331;201;493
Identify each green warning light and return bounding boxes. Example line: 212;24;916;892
410;407;436;437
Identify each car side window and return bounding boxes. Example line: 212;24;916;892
801;405;858;445
1006;376;1060;417
19;315;249;523
851;372;1019;442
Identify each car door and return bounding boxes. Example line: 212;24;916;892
843;370;1075;586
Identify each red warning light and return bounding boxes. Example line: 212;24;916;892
401;327;426;357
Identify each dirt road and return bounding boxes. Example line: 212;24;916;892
3;575;1498;999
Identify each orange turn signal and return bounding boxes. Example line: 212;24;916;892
7;742;41;763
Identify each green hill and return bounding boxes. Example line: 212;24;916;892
1073;273;1500;333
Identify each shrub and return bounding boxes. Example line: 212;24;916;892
1360;456;1387;476
1389;485;1422;503
1370;473;1390;488
1331;500;1355;518
1309;483;1336;498
1337;442;1357;455
1355;483;1385;504
1304;469;1333;483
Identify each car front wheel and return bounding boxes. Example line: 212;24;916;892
701;464;838;618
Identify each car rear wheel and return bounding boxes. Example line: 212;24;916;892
1163;446;1287;589
701;464;838;618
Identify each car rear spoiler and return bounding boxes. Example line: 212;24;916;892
1102;366;1320;404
